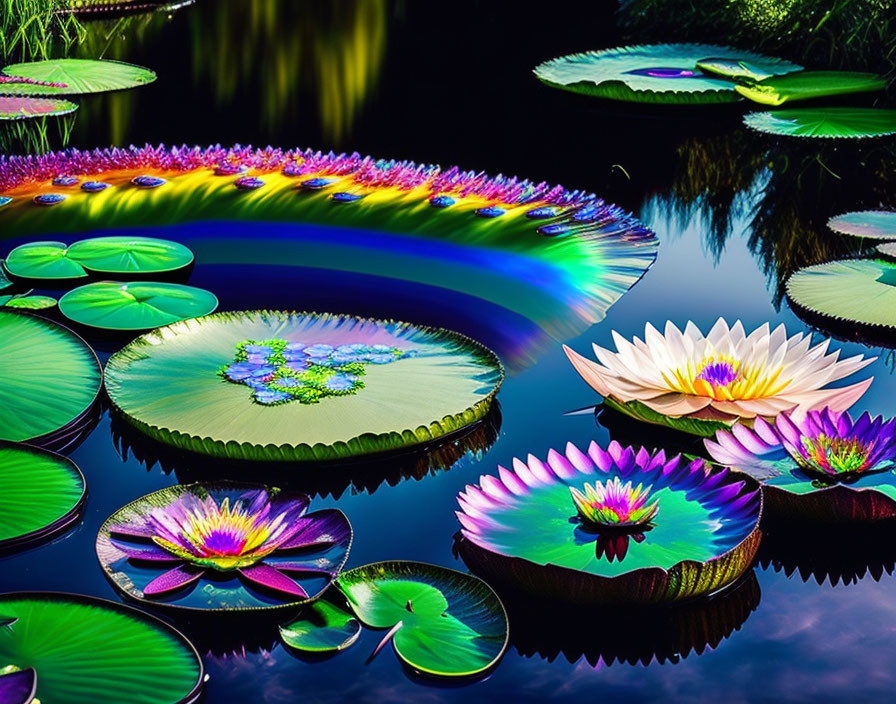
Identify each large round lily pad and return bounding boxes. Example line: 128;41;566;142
96;482;352;612
279;600;361;653
59;281;218;331
0;311;102;444
744;107;896;138
534;43;800;104
4;236;194;282
0;442;86;550
0;96;77;120
104;311;504;461
336;561;508;677
0;593;204;704
2;59;156;95
786;259;896;333
828;210;896;240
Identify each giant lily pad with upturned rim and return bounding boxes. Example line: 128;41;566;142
3;236;194;282
96;481;352;613
1;59;156;95
786;258;896;338
0;442;86;551
59;281;218;331
456;440;762;604
335;560;509;678
534;43;801;105
744;107;896;138
104;310;504;461
0;311;102;444
0;592;204;704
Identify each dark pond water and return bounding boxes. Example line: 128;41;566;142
3;2;896;702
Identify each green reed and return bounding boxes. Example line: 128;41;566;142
1;0;84;62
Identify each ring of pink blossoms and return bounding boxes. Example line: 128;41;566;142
220;338;417;405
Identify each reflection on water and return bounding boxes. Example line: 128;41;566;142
189;0;388;143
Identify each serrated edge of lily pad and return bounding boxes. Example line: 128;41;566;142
96;480;354;613
103;310;505;462
335;560;510;678
0;590;205;703
743;108;896;139
0;96;78;121
0;441;87;552
828;210;896;240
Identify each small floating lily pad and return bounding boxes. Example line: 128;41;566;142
104;311;504;461
336;561;508;677
0;81;66;97
0;310;102;443
744;107;896;138
59;281;218;331
4;236;194;281
279;600;361;653
0;593;204;703
786;258;896;332
0;96;77;120
0;294;56;310
735;71;886;106
2;59;156;95
0;442;86;550
828;210;896;240
534;44;800;104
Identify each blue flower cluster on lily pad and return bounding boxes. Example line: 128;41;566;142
220;339;417;405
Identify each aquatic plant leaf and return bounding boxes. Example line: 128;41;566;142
0;667;36;704
2;59;156;95
0;593;203;704
604;397;733;438
0;82;66;97
279;600;361;652
4;236;194;281
0;261;14;291
695;57;783;82
104;311;503;461
0;442;85;549
97;482;352;612
735;71;886;105
337;561;508;677
534;44;800;104
744;107;896;138
786;259;896;332
828;210;896;240
0;311;102;443
0;294;56;310
0;96;77;120
456;441;763;604
59;282;218;330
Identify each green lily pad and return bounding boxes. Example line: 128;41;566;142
2;59;156;95
0;294;56;310
4;236;194;281
0;310;102;443
786;258;896;331
0;96;77;121
279;600;361;653
0;442;85;550
0;593;204;704
695;57;787;82
59;281;218;331
0;82;67;97
0;262;12;292
744;107;896;138
534;43;800;104
828;210;896;240
336;561;508;678
735;71;886;106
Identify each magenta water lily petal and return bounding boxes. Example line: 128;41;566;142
97;482;352;611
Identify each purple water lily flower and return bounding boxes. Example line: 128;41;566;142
224;362;276;382
107;488;349;600
0;668;36;704
705;408;896;482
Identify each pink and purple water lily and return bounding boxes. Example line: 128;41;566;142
105;486;352;602
705;408;896;483
570;477;660;528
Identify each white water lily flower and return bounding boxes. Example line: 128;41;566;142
564;318;874;425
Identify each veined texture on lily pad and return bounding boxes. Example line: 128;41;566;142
0;144;657;341
456;441;762;604
744;107;896;138
564;318;873;437
534;43;801;104
104;311;503;461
